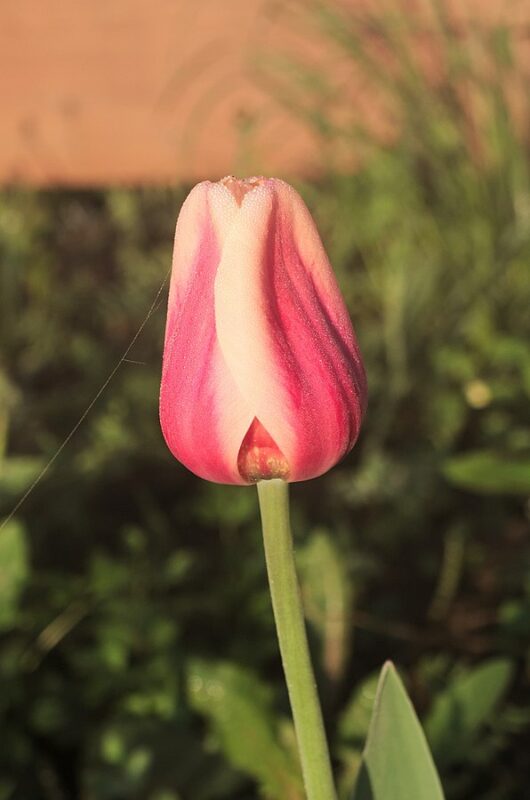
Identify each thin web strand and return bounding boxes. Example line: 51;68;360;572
0;268;171;532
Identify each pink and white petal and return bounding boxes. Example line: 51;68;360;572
214;183;299;464
272;179;366;371
160;184;253;484
266;182;366;479
205;181;241;253
215;180;366;482
167;181;239;307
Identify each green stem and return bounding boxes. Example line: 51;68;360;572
257;479;337;800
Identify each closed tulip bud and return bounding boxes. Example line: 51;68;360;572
160;176;367;484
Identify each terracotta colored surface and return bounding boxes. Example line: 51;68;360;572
0;0;528;186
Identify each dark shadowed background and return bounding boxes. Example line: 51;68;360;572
0;1;529;798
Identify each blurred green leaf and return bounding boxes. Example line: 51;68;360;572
126;746;152;779
443;451;530;494
0;456;44;501
0;520;28;630
187;660;303;799
337;672;380;799
101;728;126;764
338;671;379;745
352;662;445;800
425;658;514;768
298;528;353;682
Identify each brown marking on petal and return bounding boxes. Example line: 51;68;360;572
220;175;268;206
237;417;290;482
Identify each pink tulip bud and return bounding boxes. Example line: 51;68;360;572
160;176;367;484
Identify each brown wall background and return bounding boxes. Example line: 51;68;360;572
1;0;528;186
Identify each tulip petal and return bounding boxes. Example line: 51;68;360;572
160;182;254;483
215;179;366;482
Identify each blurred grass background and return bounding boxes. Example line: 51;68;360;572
1;1;529;798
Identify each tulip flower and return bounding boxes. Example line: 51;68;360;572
160;176;367;800
160;176;366;485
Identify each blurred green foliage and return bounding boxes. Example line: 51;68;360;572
1;1;529;798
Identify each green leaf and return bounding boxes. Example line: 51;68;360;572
0;456;45;501
0;520;28;630
425;658;514;768
337;672;380;799
187;660;302;799
352;662;445;800
298;528;353;682
443;451;530;495
338;671;380;744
